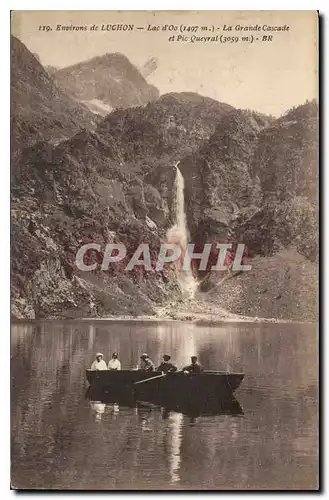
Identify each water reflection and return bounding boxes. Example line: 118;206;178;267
167;412;183;484
90;401;106;422
85;387;243;486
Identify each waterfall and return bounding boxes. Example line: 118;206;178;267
167;162;198;299
174;165;187;243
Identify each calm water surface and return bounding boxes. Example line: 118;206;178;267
11;321;318;490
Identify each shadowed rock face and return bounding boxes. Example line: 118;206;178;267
10;35;318;319
11;128;182;319
238;101;318;261
11;36;99;150
54;53;159;113
176;101;317;265
179;108;266;244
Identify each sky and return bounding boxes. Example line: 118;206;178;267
11;10;318;116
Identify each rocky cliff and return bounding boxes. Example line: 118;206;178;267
11;129;180;319
238;100;318;261
179;108;272;244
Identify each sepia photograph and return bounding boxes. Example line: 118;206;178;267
10;10;318;491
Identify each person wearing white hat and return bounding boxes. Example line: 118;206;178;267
108;352;121;371
91;353;107;371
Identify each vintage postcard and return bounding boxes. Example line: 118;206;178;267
11;10;318;490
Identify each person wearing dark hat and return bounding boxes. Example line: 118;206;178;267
182;356;203;374
108;352;121;371
139;353;155;372
91;353;107;371
157;355;177;373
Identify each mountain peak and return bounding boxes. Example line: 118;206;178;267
54;52;159;113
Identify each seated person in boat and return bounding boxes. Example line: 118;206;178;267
91;353;107;371
139;353;155;372
182;356;203;374
108;352;121;371
157;354;177;373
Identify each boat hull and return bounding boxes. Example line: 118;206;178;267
86;369;244;403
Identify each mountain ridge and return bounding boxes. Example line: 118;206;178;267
10;36;318;320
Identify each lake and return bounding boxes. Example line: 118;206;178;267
11;320;318;490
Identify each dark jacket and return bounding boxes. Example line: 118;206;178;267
182;363;203;373
157;362;177;373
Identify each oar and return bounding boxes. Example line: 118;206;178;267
133;373;167;385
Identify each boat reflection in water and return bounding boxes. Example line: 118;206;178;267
89;400;106;422
85;386;244;421
89;399;120;422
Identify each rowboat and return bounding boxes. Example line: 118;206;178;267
86;369;244;403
